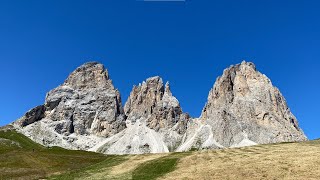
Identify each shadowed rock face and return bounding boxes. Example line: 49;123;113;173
18;105;45;127
200;61;307;147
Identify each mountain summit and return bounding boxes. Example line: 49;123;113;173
180;61;306;150
202;61;306;146
13;61;307;154
90;76;190;154
15;62;126;150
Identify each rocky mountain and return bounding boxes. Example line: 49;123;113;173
90;76;190;154
13;61;307;154
14;62;126;150
178;61;307;150
124;77;189;134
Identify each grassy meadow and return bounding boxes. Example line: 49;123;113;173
1;126;319;180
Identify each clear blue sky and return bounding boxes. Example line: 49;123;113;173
0;0;319;139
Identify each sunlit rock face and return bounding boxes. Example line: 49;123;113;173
93;76;190;154
15;62;126;150
199;61;307;148
124;76;189;133
13;61;307;154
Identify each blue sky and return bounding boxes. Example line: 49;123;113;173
0;0;319;139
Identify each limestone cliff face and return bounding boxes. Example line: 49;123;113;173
44;62;126;137
15;62;126;150
199;61;307;147
13;61;307;154
124;76;188;133
93;76;190;154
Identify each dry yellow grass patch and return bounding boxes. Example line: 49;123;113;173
162;141;320;180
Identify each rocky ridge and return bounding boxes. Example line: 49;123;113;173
13;61;307;154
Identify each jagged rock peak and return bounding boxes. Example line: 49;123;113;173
93;76;190;154
14;61;126;150
124;76;188;132
240;60;256;70
124;76;169;118
165;81;172;96
227;60;256;70
200;60;307;147
64;61;114;90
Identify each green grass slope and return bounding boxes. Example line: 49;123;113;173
49;155;128;180
131;152;190;180
1;125;319;180
0;126;109;180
